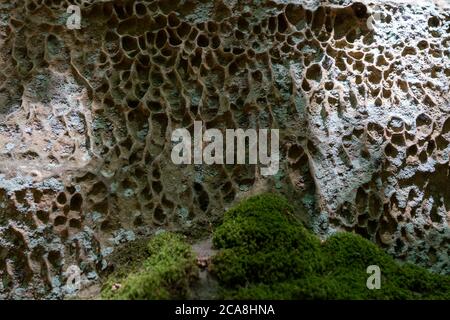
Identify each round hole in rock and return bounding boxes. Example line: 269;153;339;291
197;34;209;47
54;215;67;226
70;193;83;211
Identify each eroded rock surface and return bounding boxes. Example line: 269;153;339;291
0;0;449;298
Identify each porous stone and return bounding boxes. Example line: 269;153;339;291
0;0;449;298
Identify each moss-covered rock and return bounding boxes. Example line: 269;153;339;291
212;194;324;286
211;193;450;300
101;193;449;300
101;232;198;300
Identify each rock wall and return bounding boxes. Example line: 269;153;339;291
0;0;448;298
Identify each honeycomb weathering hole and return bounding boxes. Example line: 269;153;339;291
0;0;449;299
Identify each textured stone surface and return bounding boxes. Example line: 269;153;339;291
0;0;449;298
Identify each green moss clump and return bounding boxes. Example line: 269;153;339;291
102;237;151;281
211;193;450;300
102;232;198;300
212;194;323;286
320;233;450;299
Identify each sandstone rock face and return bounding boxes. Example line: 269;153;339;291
0;0;449;298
